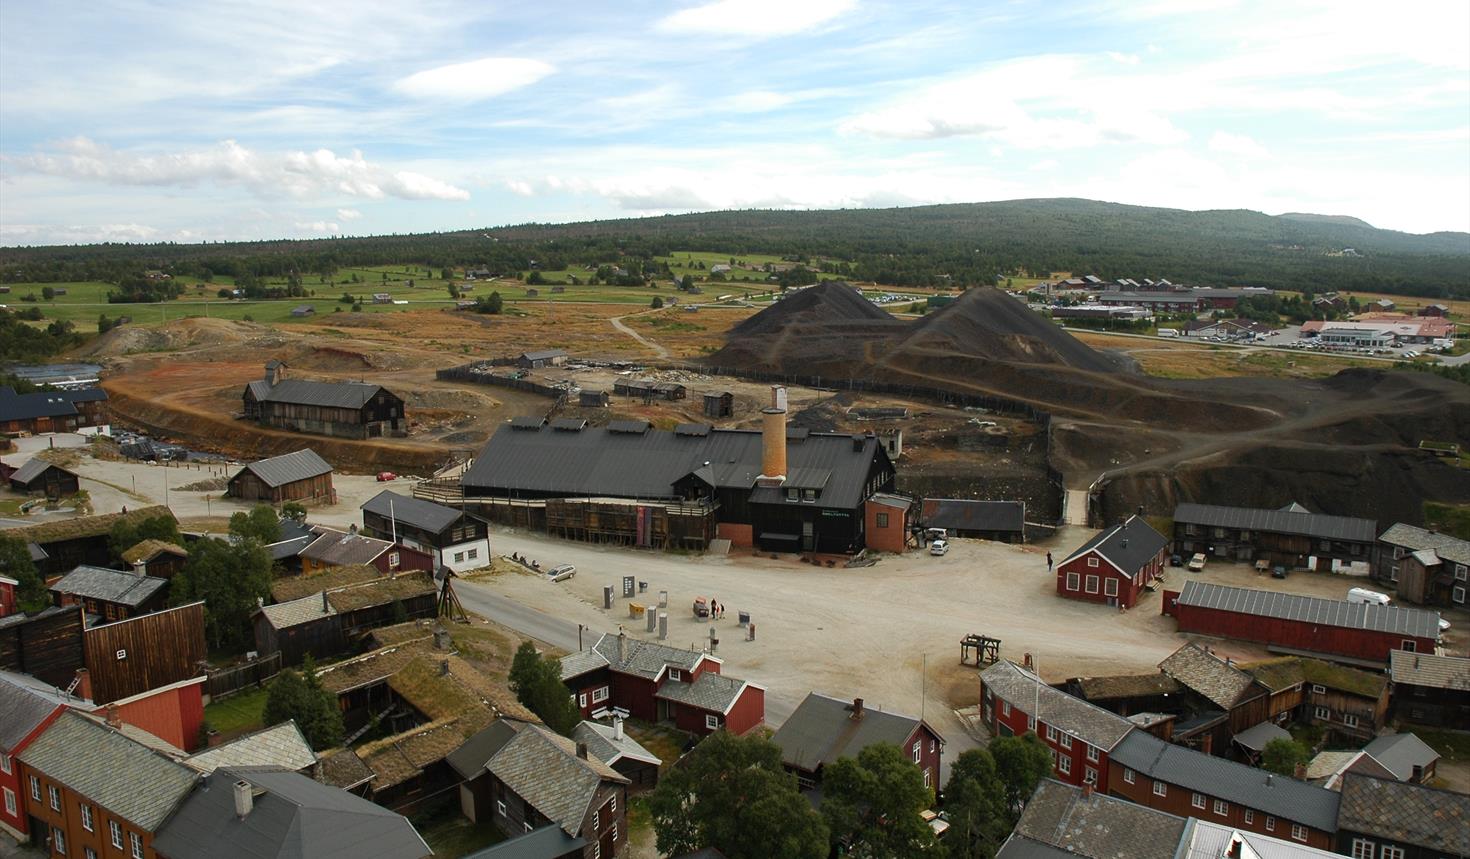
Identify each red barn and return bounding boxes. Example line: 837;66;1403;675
1057;515;1169;609
561;632;764;737
1165;581;1441;666
979;659;1135;793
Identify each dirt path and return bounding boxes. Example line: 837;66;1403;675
609;309;671;359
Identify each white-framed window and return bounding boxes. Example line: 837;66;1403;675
1243;810;1254;825
388;552;400;567
593;811;600;829
1058;755;1071;775
1087;557;1099;568
49;785;60;811
1343;714;1358;728
1266;816;1275;831
1028;714;1036;731
454;552;464;563
612;823;619;841
467;548;478;559
53;828;65;855
668;669;682;681
524;822;531;833
594;845;601;859
1454;585;1467;604
1457;563;1468;581
1105;578;1119;597
1084;767;1096;785
0;753;9;774
497;800;507;816
110;821;124;849
912;741;922;762
86;849;97;859
1214;799;1228;815
81;803;93;831
924;769;931;788
1123;768;1135;784
1045;725;1058;742
1059;733;1073;750
1087;745;1099;762
592;687;609;703
1311;684;1327;694
1393;546;1404;560
1153;782;1166;797
930;739;937;753
130;832;143;859
1314;706;1330;719
1066;573;1079;591
1390;564;1400;582
1349;840;1373;859
1381;846;1404;859
1290;824;1307;842
706;714;720;730
578;693;587;708
29;776;39;801
610;795;617;814
2;787;15;816
1085;575;1099;593
1192;792;1205;809
1002;701;1011;717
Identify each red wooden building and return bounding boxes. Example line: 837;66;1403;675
770;692;945;794
560;632;764;737
1165;581;1442;666
979;659;1135;793
1056;515;1169;609
0;575;16;618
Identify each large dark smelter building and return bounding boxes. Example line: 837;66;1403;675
243;361;405;439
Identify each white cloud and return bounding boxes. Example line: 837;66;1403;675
9;138;470;201
657;0;855;36
0;222;162;245
1208;131;1268;157
295;220;341;234
336;208;363;220
392;57;555;101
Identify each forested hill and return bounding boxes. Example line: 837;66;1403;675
4;198;1467;298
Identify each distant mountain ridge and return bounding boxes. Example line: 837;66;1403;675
1276;212;1376;230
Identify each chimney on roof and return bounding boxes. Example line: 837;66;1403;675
233;780;254;819
1023;653;1035;672
433;625;451;650
105;704;120;729
758;386;787;486
618;630;629;664
72;668;92;701
1294;762;1307;780
440;659;450;677
851;698;865;720
1265;773;1273;787
1082;781;1093;799
576;742;589;760
613;715;624;741
1228;835;1244;859
321;591;330;614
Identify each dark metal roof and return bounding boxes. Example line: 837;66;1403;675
446;719;522;780
0;391;79;422
7;458;76;486
50;565;167;607
519;349;566;361
921;498;1025;533
463;423;884;510
58;388;108;404
362;490;462;534
549;418;587;431
153;765;431;859
299;528;392;567
770;692;934;772
509;415;545;429
1061;515;1169;573
253;378;390;410
462;824;586;859
1173;502;1377;543
1177;581;1442;639
1011;779;1186;859
1110;730;1340;832
237;449;333;488
1336;773;1470;854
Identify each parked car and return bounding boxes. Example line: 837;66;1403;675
929;539;950;556
1170;554;1183;567
1272;565;1288;579
1187;553;1207;572
548;564;576;582
1347;587;1391;606
376;471;397;482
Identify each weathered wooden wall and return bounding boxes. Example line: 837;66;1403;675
0;607;85;687
84;601;207;703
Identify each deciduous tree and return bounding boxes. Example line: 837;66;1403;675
821;742;941;858
944;748;1010;859
229;503;281;545
263;655;344;750
171;536;271;651
991;732;1054;816
1262;737;1311;776
109;512;182;557
0;533;49;613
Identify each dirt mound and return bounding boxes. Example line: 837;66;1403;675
80;317;277;359
901;287;1121;373
732;282;895;336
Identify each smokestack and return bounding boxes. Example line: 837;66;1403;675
1293;762;1307;780
759;385;787;486
234;780;254;819
321;591;330;614
576;742;589;760
613;715;624;741
1023;653;1035;672
1082;781;1093;798
439;659;450;676
851;698;864;720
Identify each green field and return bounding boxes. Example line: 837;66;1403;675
658;250;849;285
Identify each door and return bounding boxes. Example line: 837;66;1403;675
802;521;814;552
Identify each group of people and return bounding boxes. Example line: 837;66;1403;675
709;598;726;619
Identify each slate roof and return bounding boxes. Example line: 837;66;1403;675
1377;523;1470;566
1110;730;1341;832
557;648;612;681
0;672;67;752
1336;773;1470;853
184;721;317;774
299;528;393;567
519;349;567;362
1072;673;1183;701
18;710;198;831
121;538;187;564
1361;733;1440;782
1388;649;1470;690
236;449;333;489
486;724;628;836
152;765;431;859
50;565;167;607
1010;779;1186;859
260;593;336;629
1061;515;1168;574
462;825;586;859
995;837;1084;859
655;672;755;715
568;633;710;682
770;692;936;772
572;721;662;767
446;719;523;780
1173;502;1377;543
7;458;75;486
1159;643;1262;710
362;490;462;534
1232;721;1290;753
981;661;1134;751
921;498;1025;533
1176;581;1442;640
463;422;885;510
1304;750;1395;789
251;378;390;410
0;391;80;422
317;748;374;791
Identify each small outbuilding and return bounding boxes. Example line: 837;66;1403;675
701;391;734;418
515;349;567;368
4;459;80;498
227;448;335;504
578;390;610;408
121;539;189;579
920;498;1025;542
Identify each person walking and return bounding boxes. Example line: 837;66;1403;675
1046;551;1053;572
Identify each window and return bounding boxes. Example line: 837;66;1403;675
876;512;889;527
593;811;600;830
668;669;682;681
592;687;610;703
913;741;922;762
29;776;39;801
1192;792;1205;809
578;693;587;708
924;769;931;788
110;821;123;849
1290;824;1307;842
1060;733;1073;750
53;828;65;855
1343;714;1358;728
131;832;143;859
594;845;601;859
1311;684;1327;694
1105;578;1118;597
1045;725;1058;742
930;739;937;753
1455;585;1466;605
388;552;400;567
1087;745;1099;762
1002;701;1011;717
1085;575;1099;593
1123;768;1135;784
523;822;531;833
706;714;720;730
1214;799;1228;815
1314;706;1330;719
1349;840;1374;859
0;753;8;774
1381;847;1404;859
1393;546;1404;560
1401;640;1416;653
81;803;93;832
1085;767;1097;785
1066;573;1079;591
454;552;464;563
802;489;815;502
1087;557;1099;568
1390;564;1399;582
611;795;617;814
1058;756;1071;775
612;823;619;842
49;785;60;811
786;488;798;501
1265;816;1275;831
86;850;97;859
1244;810;1253;825
467;548;478;560
1153;782;1166;797
3;787;15;816
1457;564;1468;581
497;800;507;817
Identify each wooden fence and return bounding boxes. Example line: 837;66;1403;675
435;363;569;400
206;651;282;699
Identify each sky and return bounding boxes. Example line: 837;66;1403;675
1;0;1468;246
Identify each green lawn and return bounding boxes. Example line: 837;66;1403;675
411;796;504;857
203;685;269;738
1411;728;1470;763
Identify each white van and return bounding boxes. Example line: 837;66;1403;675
1157;328;1179;338
1347;587;1391;606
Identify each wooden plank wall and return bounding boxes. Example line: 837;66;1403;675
84;602;207;703
0;607;85;687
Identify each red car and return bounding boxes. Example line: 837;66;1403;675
376;471;397;482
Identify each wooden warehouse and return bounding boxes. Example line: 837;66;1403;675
613;379;687;401
4;458;80;498
1172;501;1377;571
3;506;177;577
242;361;405;439
253;570;440;667
1165;581;1441;666
227;448;335;503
